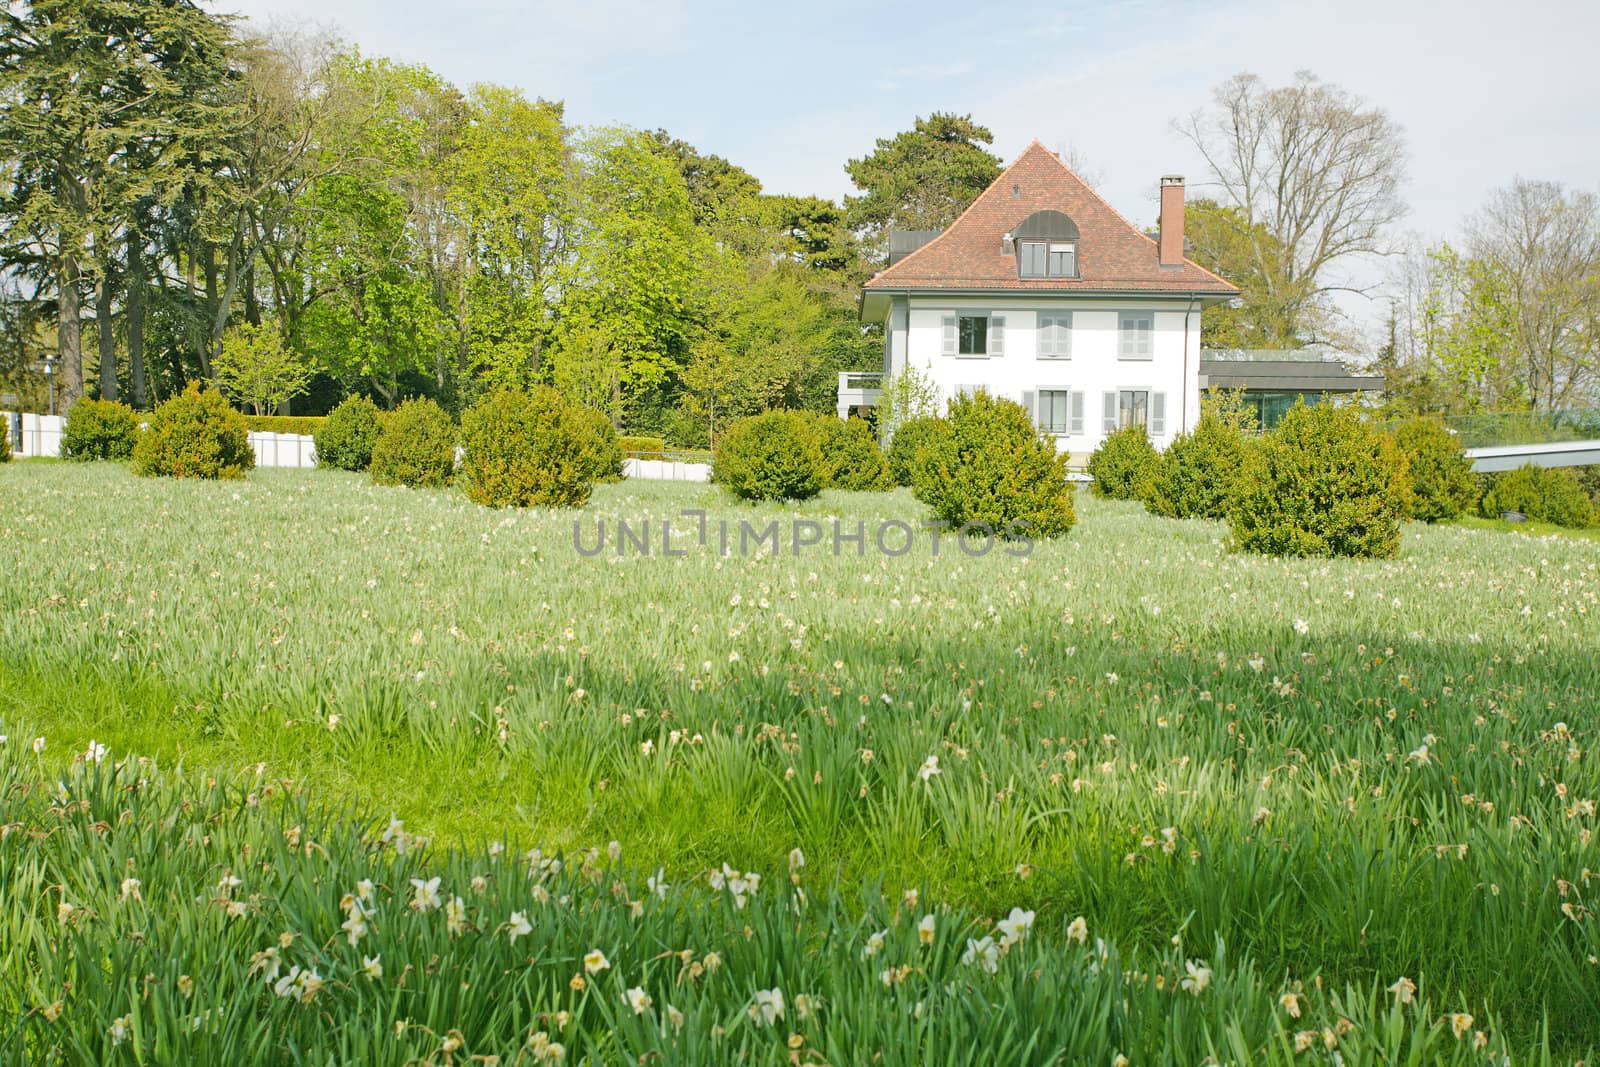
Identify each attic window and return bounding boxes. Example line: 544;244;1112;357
1013;210;1080;279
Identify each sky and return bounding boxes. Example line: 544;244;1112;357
221;0;1599;341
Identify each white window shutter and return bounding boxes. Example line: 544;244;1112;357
1102;392;1118;435
1069;391;1085;435
1139;317;1153;358
1036;317;1053;358
989;314;1005;356
1061;311;1073;358
941;315;957;356
1021;390;1036;426
1151;393;1167;436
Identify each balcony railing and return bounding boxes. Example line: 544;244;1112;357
838;371;884;391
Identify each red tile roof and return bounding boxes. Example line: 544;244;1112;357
863;141;1237;295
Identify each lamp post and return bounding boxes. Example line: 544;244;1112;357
42;354;56;417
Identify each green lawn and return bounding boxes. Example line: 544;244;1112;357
2;462;1597;1062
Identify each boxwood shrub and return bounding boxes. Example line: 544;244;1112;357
369;397;456;489
1391;419;1477;522
314;396;385;472
1480;464;1595;528
910;391;1074;539
886;416;944;488
1227;403;1410;559
713;411;825;502
815;415;891;491
1087;424;1160;501
461;387;605;508
131;382;255;480
1144;414;1249;520
62;398;140;461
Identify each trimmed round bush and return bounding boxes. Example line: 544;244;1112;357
314;396;385;472
369;397;456;489
62;398;140;461
1144;413;1249;520
569;406;624;484
1227;403;1410;559
1087;424;1160;500
131;382;255;480
713;411;825;502
1391;419;1477;522
460;387;603;508
1480;465;1595;528
910;391;1074;539
886;416;944;488
817;416;890;491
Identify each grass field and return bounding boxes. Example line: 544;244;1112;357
2;462;1597;1063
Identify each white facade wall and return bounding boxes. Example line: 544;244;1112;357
897;296;1202;459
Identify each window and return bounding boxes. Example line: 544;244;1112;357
942;313;1004;357
1019;241;1047;277
1037;390;1073;434
1038;312;1072;358
1012;210;1080;278
1048;243;1076;277
1118;311;1154;359
958;315;987;355
1119;389;1149;429
1101;390;1167;435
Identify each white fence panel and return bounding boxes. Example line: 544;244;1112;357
11;413;65;458
623;457;710;482
247;431;318;469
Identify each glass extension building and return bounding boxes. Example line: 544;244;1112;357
1198;348;1385;429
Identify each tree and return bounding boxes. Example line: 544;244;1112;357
1465;179;1600;410
452;86;570;396
1175;72;1407;346
213;323;313;414
1183;198;1308;347
550;129;705;427
0;0;239;409
845;114;1002;261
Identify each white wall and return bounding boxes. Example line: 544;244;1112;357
899;296;1202;458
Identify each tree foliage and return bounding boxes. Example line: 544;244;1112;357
845;113;1001;260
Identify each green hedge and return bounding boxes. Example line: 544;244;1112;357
1480;465;1596;528
618;435;667;454
241;414;326;436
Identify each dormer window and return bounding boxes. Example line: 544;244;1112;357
1012;210;1080;279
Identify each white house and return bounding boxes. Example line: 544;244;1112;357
849;141;1238;461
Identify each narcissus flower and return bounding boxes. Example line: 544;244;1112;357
624;986;652;1015
750;987;785;1026
583;949;610;975
410;877;442;913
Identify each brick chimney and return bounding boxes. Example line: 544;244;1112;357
1158;175;1185;266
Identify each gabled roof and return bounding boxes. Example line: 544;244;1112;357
863;141;1237;295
